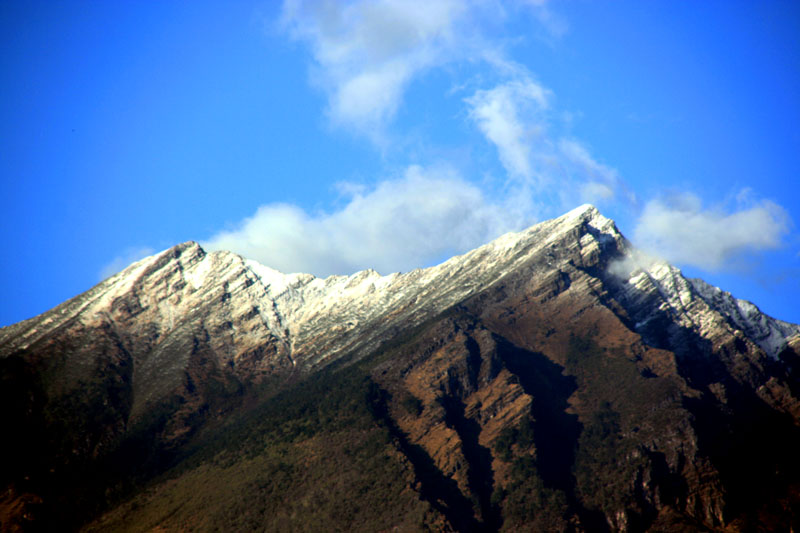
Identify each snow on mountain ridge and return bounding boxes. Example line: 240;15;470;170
2;204;796;369
609;249;798;359
688;277;800;358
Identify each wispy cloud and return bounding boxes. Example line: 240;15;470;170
465;79;551;184
557;139;631;207
204;165;522;276
99;246;156;280
633;192;789;271
281;0;470;140
211;0;634;277
519;0;568;39
212;0;793;281
464;75;627;212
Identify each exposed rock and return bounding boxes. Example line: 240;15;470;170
1;204;799;531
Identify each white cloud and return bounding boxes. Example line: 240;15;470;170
606;248;662;280
558;139;618;187
204;165;523;276
633;193;789;271
465;82;629;211
280;0;601;205
557;139;632;206
279;0;567;140
267;1;791;281
281;0;469;138
579;181;615;204
466;79;551;183
208;0;625;279
99;246;156;280
518;0;568;39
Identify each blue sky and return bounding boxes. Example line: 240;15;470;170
2;0;798;327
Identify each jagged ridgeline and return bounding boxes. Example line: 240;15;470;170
2;205;800;532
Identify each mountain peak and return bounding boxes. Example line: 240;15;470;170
565;202;600;218
4;205;795;367
563;202;616;231
3;205;800;531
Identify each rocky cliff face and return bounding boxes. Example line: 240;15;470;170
1;205;799;532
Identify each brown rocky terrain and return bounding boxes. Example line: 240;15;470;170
1;205;799;531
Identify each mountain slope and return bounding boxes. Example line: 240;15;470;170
1;205;799;532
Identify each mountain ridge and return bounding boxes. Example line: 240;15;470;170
2;204;799;531
6;203;795;368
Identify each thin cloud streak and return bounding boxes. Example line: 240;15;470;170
281;0;470;140
557;139;632;207
99;246;156;280
464;76;628;211
466;79;551;184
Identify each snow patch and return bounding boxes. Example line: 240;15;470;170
689;278;800;358
185;254;213;290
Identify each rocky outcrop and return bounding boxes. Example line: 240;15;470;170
1;205;799;531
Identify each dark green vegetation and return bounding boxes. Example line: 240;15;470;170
491;416;571;531
3;314;800;531
85;360;435;532
0;346;432;531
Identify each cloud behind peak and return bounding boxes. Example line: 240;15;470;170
633;193;789;271
203;165;523;276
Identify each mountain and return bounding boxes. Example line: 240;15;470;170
2;205;799;532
